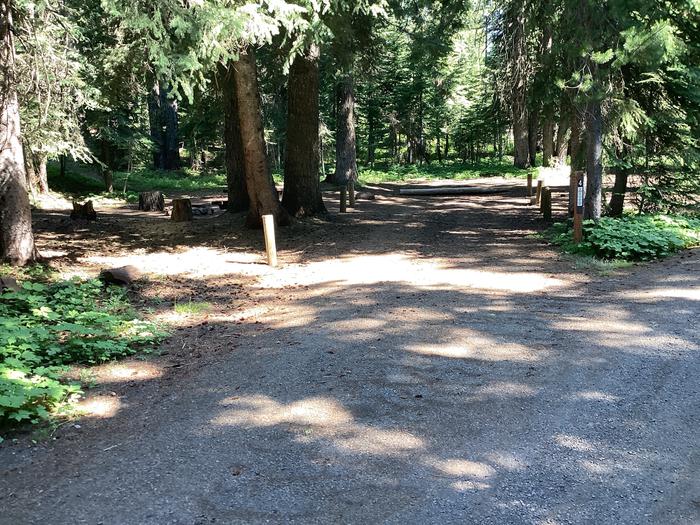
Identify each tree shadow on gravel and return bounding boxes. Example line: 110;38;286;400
1;247;697;524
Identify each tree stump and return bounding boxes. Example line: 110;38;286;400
71;200;97;221
171;198;193;222
99;265;141;287
139;191;165;211
0;276;20;293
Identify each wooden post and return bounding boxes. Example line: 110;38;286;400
526;173;533;198
535;180;543;205
339;186;347;213
541;187;552;220
262;214;278;267
348;180;356;208
573;171;584;243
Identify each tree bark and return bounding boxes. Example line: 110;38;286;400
542;117;555;167
510;4;529;169
584;100;603;220
527;107;538;167
138;191;165;212
568;112;586;217
608;170;628;218
234;48;289;228
171;198;192;222
219;62;249;212
554;114;570;165
32;152;49;194
22;141;37;196
0;0;37;265
328;73;357;185
282;45;326;218
160;84;180;170
147;82;164;169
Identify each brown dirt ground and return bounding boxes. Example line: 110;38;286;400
1;178;698;524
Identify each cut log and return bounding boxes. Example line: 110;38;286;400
171;198;193;222
398;187;506;196
0;276;20;293
70;200;97;221
99;265;141;287
138;191;165;212
356;191;375;200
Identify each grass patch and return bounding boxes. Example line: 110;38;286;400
358;159;535;184
173;300;212;315
0;272;166;433
47;163;227;200
546;214;700;261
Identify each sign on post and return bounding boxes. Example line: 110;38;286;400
573;172;584;243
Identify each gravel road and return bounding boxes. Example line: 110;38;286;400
1;181;698;524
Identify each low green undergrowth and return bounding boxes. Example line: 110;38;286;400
47;164;227;199
548;214;700;261
358;159;534;184
0;277;165;431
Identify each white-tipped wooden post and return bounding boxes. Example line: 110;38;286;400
262;214;277;267
535;179;543;205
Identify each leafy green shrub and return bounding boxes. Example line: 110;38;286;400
548;215;700;261
0;279;165;427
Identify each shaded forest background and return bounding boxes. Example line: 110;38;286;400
1;0;699;265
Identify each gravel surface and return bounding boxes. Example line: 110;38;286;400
1;180;698;524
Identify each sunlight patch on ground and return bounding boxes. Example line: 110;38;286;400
107;363;163;382
477;381;539;398
554;434;595;452
83;247;269;279
210;394;425;456
214;395;353;427
623;287;700;301
78;396;121;418
485;451;527;471
257;253;565;294
451;480;492;491
575;390;621;402
426;457;496;478
406;341;541;362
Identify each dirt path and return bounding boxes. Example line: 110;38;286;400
2;180;699;524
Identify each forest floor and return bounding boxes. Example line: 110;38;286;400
1;177;699;524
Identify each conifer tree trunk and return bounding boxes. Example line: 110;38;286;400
234;48;289;228
328;73;357;185
527;108;538;167
510;4;529;169
147;82;164;169
282;45;326;218
32;152;48;194
555;115;570;166
584;100;603;220
608;171;628;218
568;112;586;216
160;85;180;170
0;0;36;265
219;62;249;212
542;117;555;167
22;142;37;196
